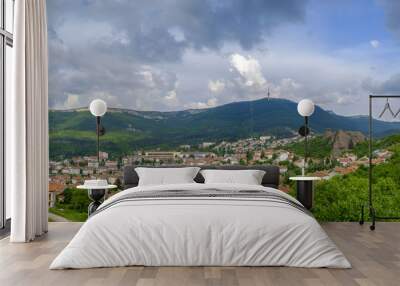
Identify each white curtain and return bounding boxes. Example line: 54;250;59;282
9;0;49;242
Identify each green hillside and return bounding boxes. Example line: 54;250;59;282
49;98;400;159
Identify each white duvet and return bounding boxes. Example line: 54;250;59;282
50;183;351;269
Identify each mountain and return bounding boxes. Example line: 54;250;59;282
49;98;400;159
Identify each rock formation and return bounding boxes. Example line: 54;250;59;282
324;129;366;157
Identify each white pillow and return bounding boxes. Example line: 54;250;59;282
135;167;200;186
200;169;266;185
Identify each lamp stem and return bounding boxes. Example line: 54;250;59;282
304;116;309;176
96;116;100;164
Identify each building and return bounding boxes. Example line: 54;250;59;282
88;161;99;168
312;171;334;180
81;168;94;176
144;151;178;162
179;144;191;150
48;182;65;208
260;135;272;141
99;151;109;160
279;167;288;174
277;151;290;162
105;160;119;170
199;142;215;148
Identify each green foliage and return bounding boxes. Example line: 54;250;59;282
61;188;91;212
285;136;332;158
311;174;368;221
52;188;90;221
246;151;254;162
310;149;400;221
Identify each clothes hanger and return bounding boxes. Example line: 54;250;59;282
394;106;400;118
379;98;395;118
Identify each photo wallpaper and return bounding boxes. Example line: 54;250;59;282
47;0;400;222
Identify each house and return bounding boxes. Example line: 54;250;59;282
334;165;359;175
105;160;119;170
144;151;178;162
88;161;99;168
312;171;333;180
279;167;288;174
199;142;215;148
81;168;94;176
48;182;65;208
260;135;272;142
179;144;191;150
99;151;109;160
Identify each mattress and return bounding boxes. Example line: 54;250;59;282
50;183;351;269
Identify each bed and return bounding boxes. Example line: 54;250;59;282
50;166;350;269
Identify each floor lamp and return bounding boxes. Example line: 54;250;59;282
89;99;107;163
82;99;109;215
297;99;315;176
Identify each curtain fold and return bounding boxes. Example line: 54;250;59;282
9;0;49;242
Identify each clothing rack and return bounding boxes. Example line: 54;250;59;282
359;95;400;230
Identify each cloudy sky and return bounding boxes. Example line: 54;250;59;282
48;0;400;116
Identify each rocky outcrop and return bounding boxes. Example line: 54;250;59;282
324;129;366;157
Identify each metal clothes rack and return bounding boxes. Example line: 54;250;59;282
359;95;400;230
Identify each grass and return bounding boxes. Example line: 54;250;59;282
49;207;88;222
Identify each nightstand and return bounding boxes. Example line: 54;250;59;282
77;180;117;216
289;176;321;210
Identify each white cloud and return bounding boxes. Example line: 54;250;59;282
168;27;186;42
89;91;121;108
114;30;130;46
164;89;181;108
63;93;80;109
207;98;218;107
138;70;156;88
229;54;266;87
370;40;380;48
208;80;225;93
165;90;177;100
272;78;302;100
186;97;218;109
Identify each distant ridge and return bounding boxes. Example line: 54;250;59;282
49;98;400;158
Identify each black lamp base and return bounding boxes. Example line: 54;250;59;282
296;180;314;210
87;189;106;215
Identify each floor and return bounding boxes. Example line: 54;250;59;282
0;222;399;286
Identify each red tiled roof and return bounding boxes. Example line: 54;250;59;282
49;182;65;193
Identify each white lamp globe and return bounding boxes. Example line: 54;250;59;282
297;99;315;117
89;99;107;117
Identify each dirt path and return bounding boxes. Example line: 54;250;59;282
48;212;70;222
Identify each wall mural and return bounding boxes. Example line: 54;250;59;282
47;0;400;222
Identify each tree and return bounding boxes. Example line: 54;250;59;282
246;151;254;163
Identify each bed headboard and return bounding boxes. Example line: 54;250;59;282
123;165;280;189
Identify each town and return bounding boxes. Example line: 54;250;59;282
48;130;393;207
